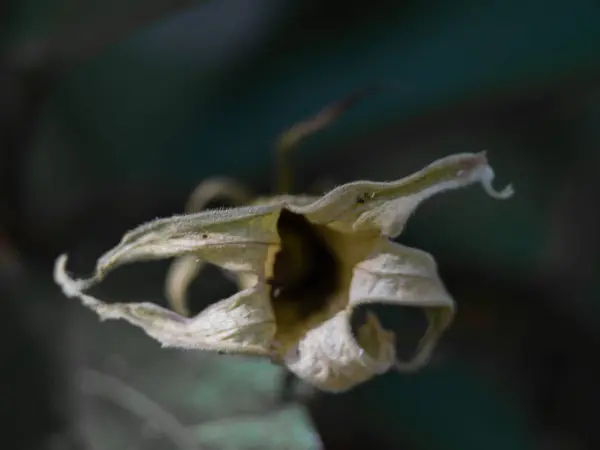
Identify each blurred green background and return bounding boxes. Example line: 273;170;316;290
1;0;600;449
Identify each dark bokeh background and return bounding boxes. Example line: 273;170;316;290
2;1;600;449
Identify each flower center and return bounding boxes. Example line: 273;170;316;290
266;209;341;348
268;209;339;313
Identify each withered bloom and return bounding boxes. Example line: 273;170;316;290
54;151;512;392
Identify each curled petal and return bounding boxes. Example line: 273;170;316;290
283;311;395;392
71;153;509;289
163;195;321;317
165;255;206;317
54;255;275;355
286;152;513;236
165;254;243;316
183;177;254;212
349;240;454;371
166;177;254;316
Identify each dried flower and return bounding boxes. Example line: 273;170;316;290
54;151;512;392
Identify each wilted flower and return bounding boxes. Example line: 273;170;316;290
54;151;512;392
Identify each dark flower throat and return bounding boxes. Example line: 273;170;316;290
267;209;340;319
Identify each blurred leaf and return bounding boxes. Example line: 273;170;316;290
191;406;322;450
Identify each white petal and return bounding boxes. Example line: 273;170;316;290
163;194;322;316
165;176;255;316
286;152;513;236
54;255;275;355
350;239;455;371
164;254;206;316
283;311;395;392
85;204;281;285
253;194;320;209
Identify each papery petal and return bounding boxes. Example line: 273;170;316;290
349;239;454;371
286;152;513;236
163;195;324;317
252;195;320;209
283;311;395;392
166;177;254;316
165;254;248;316
82;204;282;285
164;255;207;316
54;255;275;355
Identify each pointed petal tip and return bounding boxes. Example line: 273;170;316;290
53;253;101;308
53;253;81;298
480;165;515;200
53;253;68;283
